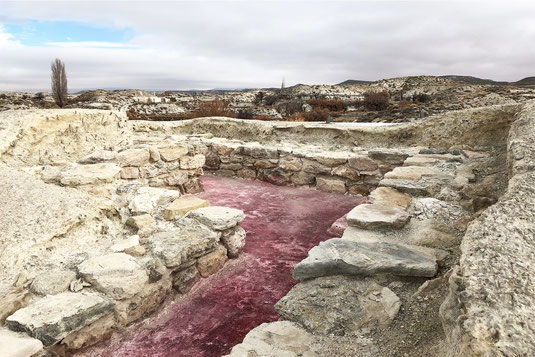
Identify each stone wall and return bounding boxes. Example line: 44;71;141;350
440;100;535;356
192;137;414;195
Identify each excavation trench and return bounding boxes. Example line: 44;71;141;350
80;175;365;357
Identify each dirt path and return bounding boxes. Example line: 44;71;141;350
82;175;364;357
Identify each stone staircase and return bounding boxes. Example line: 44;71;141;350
226;149;492;356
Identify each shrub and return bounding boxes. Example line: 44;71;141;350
363;90;389;110
127;107;138;120
236;109;254;119
308;98;347;112
254;91;265;105
195;100;235;117
276;100;305;116
34;92;45;101
290;108;330;122
264;94;281;106
412;93;431;103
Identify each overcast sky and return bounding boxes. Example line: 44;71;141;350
1;0;534;92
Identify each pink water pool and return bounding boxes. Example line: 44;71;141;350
81;175;364;357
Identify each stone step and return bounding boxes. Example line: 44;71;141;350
276;276;400;336
78;253;149;300
293;237;438;280
186;206;245;231
5;292;114;347
403;156;441;167
346;203;410;230
0;328;43;357
368;187;412;210
164;196;210;220
384;166;447;181
147;220;220;268
379;178;441;197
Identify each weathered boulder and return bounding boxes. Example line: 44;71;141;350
220;226;246;258
368;150;409;165
120;166;139;179
180;154;206;169
128;186;180;214
186;206;245;231
293;238;438;280
384;166;445;181
315;176;346;193
5;292;114;346
0;327;43;357
403;156;440;167
159;145;188;162
225;321;320;357
164;196;210;220
197;245;228;277
326;215;347;237
379;177;444;197
275;276;400;335
346;203;410;230
126;213;156;230
79;150;116;164
147;220;219;267
116;148;150;167
172;265;201;294
78;253;149;300
368;187;412;210
30;269;77;296
110;235;140;253
348;155;379;172
279;156;303;172
60;163;121;186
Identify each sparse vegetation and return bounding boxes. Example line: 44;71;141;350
308;98;347;111
363;90;389;110
290;108;330;122
195;100;235;117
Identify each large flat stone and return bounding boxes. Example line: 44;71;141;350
59;163;121;186
368;187;412;210
116;148;150;167
293;238;438;280
128;186;180;214
147;220;219;267
78;253;148;299
164;196;210;220
379;178;439;197
384;166;445;181
225;321;320;357
0;328;43;357
30;269;77;296
276;276;400;335
347;203;410;230
186;206;245;231
5;292;114;346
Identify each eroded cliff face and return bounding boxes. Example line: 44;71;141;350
439;101;535;356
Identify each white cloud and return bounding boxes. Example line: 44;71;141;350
1;1;535;91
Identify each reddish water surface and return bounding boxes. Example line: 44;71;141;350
86;175;364;357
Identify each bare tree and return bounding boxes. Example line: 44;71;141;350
51;58;68;107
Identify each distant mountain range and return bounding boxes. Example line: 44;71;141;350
338;75;535;86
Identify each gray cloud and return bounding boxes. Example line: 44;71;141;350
1;1;534;91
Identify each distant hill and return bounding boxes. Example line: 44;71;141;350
439;75;508;85
337;79;373;86
514;77;535;86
